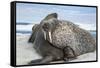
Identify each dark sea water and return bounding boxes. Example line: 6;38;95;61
16;23;96;38
16;23;96;39
17;30;96;38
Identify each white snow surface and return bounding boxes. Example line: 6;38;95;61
16;35;96;65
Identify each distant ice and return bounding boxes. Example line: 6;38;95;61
16;33;31;36
75;22;96;30
16;24;34;31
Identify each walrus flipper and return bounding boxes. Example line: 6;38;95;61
28;56;53;64
28;24;40;43
63;46;77;61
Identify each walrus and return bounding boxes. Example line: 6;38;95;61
28;13;96;64
28;13;64;65
41;13;96;57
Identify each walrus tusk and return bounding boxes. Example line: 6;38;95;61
43;31;46;40
49;31;52;43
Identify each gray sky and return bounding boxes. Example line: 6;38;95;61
16;3;96;30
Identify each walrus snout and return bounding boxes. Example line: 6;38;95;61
42;23;52;43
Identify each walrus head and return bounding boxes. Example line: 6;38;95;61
41;13;58;43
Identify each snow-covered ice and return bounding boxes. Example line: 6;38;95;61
16;35;96;65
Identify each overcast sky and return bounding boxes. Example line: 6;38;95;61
16;3;96;30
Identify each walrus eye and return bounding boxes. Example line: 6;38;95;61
42;23;49;31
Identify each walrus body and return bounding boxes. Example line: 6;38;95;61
28;13;65;64
30;25;64;64
28;13;96;64
50;20;96;56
